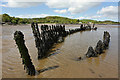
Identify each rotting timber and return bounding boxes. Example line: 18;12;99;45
14;22;98;75
31;22;67;59
14;31;36;76
31;22;97;59
85;31;110;58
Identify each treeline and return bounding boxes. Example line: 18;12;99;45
1;13;119;25
79;19;119;25
1;14;30;25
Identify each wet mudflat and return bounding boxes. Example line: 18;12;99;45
2;24;118;78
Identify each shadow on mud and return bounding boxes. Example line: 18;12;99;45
37;65;59;74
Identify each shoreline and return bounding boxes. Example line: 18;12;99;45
2;23;119;28
2;23;119;25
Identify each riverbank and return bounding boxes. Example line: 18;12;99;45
2;23;119;28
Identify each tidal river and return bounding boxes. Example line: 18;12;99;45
2;24;119;78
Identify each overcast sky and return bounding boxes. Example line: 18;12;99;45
1;0;119;21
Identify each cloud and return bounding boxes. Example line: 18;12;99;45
46;0;104;14
76;17;86;19
45;0;70;8
2;0;118;2
16;14;74;19
1;0;44;8
77;6;118;21
77;15;101;20
6;2;43;8
68;2;101;14
54;9;67;14
2;0;103;14
0;4;7;7
16;14;55;18
97;6;118;19
87;15;101;19
2;0;47;2
1;0;118;21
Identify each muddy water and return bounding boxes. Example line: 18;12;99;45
2;24;118;78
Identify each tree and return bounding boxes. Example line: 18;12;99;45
18;18;29;24
77;19;79;22
2;14;11;22
11;17;20;24
11;19;17;24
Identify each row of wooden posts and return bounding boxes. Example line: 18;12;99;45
31;22;67;59
85;31;110;58
31;22;97;59
14;22;99;76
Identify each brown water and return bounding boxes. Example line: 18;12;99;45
2;24;118;78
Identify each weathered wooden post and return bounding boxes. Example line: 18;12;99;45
31;22;43;59
80;24;84;30
35;23;41;38
84;31;111;59
103;31;110;49
95;40;104;54
14;31;36;76
93;23;95;28
32;23;86;59
86;46;98;58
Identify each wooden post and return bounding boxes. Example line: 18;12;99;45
95;40;104;54
93;23;95;28
86;46;98;58
14;31;36;76
31;22;43;59
103;31;110;49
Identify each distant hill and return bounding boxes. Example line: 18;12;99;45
32;16;78;24
79;19;119;24
1;14;119;25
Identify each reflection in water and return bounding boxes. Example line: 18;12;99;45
87;58;92;64
80;31;83;34
48;52;60;57
94;57;100;66
100;53;107;61
47;42;64;57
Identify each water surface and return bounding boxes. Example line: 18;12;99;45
2;24;118;78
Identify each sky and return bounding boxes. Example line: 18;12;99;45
0;0;119;21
